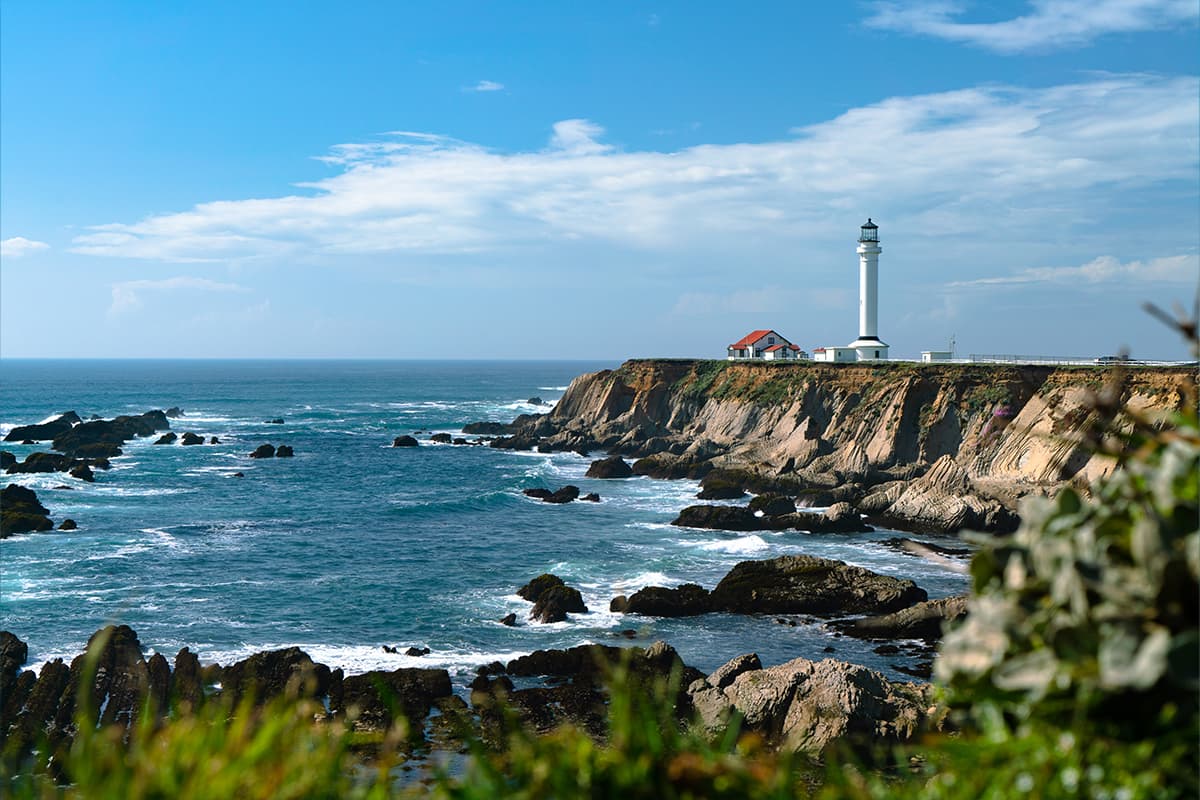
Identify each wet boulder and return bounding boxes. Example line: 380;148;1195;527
154;432;178;445
710;555;927;616
249;444;276;459
58;519;77;531
613;583;712;617
748;494;796;517
69;463;95;482
4;412;81;442
180;432;205;446
671;504;762;531
430;433;452;444
275;445;294;458
392;435;419;447
585;455;633;479
545;485;581;504
530;585;588;623
1;484;54;538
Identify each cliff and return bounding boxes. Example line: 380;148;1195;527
507;359;1194;532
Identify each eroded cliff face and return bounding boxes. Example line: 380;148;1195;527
526;360;1193;520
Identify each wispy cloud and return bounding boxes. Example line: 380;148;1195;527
947;254;1199;288
1;237;50;258
464;79;504;92
109;276;249;314
69;74;1197;268
866;0;1199;53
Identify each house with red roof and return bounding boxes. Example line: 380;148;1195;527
727;329;807;361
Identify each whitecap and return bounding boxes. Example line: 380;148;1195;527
693;535;771;554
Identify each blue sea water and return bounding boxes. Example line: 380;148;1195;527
0;360;967;683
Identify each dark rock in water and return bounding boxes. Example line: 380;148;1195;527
233;472;244;478
874;645;901;655
617;584;712;617
382;645;399;654
710;555;927;616
165;407;185;418
58;519;77;531
7;451;74;474
4;412;81;442
0;452;15;469
209;436;220;444
632;452;712;480
527;397;546;406
518;573;587;622
334;668;452;732
530;584;588;623
69;464;95;482
266;418;285;425
697;478;747;500
154;432;178;445
249;444;276;459
585;455;633;479
748;494;796;517
837;596;968;642
499;613;517;627
581;492;600;502
491;433;540;451
392;435;419;447
1;484;54;538
222;647;330;706
517;573;566;602
170;649;204;710
180;432;205;446
430;433;452;444
671;504;761;531
1;631;29;677
879;537;972;559
52;410;170;457
404;646;431;657
453;438;468;445
462;421;517;436
546;485;580;504
477;661;506;676
275;445;294;458
523;488;553;500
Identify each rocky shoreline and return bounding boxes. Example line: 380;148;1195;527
0;623;944;764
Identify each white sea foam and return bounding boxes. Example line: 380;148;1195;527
611;571;674;590
200;643;538;678
538;386;570;391
694;535;771;554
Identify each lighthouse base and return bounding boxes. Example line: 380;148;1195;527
847;338;889;361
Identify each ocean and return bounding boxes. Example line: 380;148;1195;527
0;359;967;683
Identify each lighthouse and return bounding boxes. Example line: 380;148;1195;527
847;218;888;360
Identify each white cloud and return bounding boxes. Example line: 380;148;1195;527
1;237;50;258
465;80;504;92
109;276;249;314
947;253;1199;288
866;0;1199;53
69;74;1198;267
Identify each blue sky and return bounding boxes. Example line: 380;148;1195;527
2;1;1197;359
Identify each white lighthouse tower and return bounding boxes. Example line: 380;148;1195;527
847;218;888;360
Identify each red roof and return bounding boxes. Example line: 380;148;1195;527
764;344;804;352
728;329;775;348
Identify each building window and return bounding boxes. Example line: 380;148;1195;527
875;350;880;358
768;337;775;344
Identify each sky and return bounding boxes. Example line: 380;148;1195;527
1;1;1197;360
